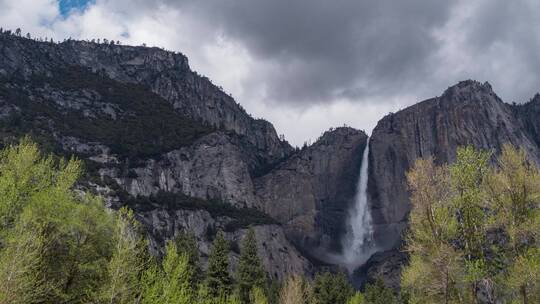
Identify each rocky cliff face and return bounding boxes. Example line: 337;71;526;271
255;127;368;256
364;80;540;290
368;80;540;250
0;33;367;279
0;34;292;172
7;32;539;288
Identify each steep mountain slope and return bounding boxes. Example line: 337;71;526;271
0;33;311;278
255;127;368;255
0;33;369;279
363;80;540;288
368;80;540;250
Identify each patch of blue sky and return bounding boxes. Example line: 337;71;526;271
58;0;94;16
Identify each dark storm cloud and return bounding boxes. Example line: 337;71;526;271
158;0;456;104
127;0;540;106
456;0;540;103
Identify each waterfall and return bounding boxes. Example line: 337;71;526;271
341;138;375;272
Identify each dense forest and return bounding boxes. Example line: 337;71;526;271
0;139;538;303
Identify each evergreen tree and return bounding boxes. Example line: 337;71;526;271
363;278;397;304
312;271;354;304
140;259;164;304
207;232;233;298
237;227;267;303
175;231;202;286
161;241;196;303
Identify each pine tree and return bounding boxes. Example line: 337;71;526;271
161;241;196;304
312;271;354;304
237;228;267;303
363;278;397;304
175;231;202;286
206;232;233;298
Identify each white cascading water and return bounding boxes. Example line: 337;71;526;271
341;138;375;272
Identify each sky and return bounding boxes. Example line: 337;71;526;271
1;0;540;146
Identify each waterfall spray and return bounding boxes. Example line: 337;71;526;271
342;138;375;272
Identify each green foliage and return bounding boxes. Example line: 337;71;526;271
175;231;203;286
0;139;116;303
140;260;164;304
402;145;540;304
207;232;234;298
100;208;149;304
363;278;397;304
312;271;355;304
161;242;197;303
139;241;198;304
347;292;365;304
250;287;270;304
237;228;267;303
279;275;311;304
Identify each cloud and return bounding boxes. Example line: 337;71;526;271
1;0;540;145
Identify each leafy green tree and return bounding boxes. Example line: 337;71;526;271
312;271;354;304
250;286;269;304
161;241;197;303
175;231;202;286
279;275;311;304
140;241;198;304
140;259;164;304
100;208;148;304
0;139;116;303
402;155;471;303
485;145;540;303
207;231;234;298
237;227;267;303
347;292;365;304
403;145;540;303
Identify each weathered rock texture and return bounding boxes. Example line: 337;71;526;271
364;80;540;290
255;127;368;255
0;33;368;279
368;80;540;250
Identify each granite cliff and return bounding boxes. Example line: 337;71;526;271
363;80;540;288
0;33;367;279
2;32;540;288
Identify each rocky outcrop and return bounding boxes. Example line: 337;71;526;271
0;33;371;280
137;208;312;281
0;33;292;172
101;132;260;208
368;80;540;250
0;33;310;279
255;127;368;255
